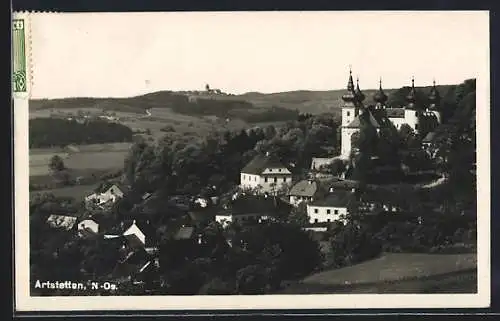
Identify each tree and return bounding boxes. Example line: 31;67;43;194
287;203;309;226
49;155;65;172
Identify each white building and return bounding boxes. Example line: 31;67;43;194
123;220;146;248
240;153;293;193
46;214;77;230
78;219;99;237
306;191;354;224
339;69;442;157
85;182;126;207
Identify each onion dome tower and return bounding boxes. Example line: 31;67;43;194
354;76;365;106
373;77;388;108
406;76;418;109
342;67;357;104
428;79;441;110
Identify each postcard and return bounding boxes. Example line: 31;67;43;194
12;11;490;312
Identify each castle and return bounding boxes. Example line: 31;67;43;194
340;68;442;157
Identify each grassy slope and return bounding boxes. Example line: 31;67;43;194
29;183;100;200
280;252;477;294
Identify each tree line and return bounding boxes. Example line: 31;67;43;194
29;118;134;148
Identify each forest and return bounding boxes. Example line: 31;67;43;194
29;118;134;148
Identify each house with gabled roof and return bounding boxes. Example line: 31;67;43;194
240;152;293;193
306;191;355;224
77;219;99;237
287;179;328;207
85;181;127;207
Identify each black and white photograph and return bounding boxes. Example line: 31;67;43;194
13;11;490;311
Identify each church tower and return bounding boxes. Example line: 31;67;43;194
427;79;442;124
373;77;388;109
404;77;421;133
341;67;359;127
340;68;362;157
354;76;365;107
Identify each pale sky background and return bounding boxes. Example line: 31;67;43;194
30;11;489;99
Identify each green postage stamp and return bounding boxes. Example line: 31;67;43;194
12;14;30;97
12;19;26;93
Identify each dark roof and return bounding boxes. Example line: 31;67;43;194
310;191;355;208
288;180;321;197
219;194;292;216
241;154;288;175
386;108;405;118
329;179;361;191
174;226;196;240
422;131;436;143
346;111;380;128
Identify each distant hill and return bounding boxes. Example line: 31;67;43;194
29;84;457;121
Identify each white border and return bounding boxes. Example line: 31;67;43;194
14;11;490;312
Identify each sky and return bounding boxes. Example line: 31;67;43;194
29;11;489;99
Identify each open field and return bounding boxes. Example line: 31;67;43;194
30;183;100;201
30;142;131;177
279;252;477;294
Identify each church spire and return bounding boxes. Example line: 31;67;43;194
342;66;356;103
428;78;441;109
373;77;388;104
354;76;365;103
406;76;417;109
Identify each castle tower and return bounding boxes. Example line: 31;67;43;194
404;76;421;133
427;79;442;124
373;77;388;109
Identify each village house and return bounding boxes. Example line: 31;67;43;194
85;182;127;207
46;214;78;231
310;157;336;171
77;219;99;237
240;152;293;194
287;179;327;207
215;194;292;228
306;191;355;224
328;179;362;194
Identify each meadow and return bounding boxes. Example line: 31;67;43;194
29;183;100;201
30;142;132;177
279;252;477;294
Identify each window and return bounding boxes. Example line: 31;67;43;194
314;219;318;223
327;219;331;223
269;169;272;172
264;177;268;183
254;177;257;181
327;209;331;214
314;209;318;214
274;177;277;183
334;209;339;215
415;124;419;130
347;111;350;116
278;168;282;172
243;175;246;180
